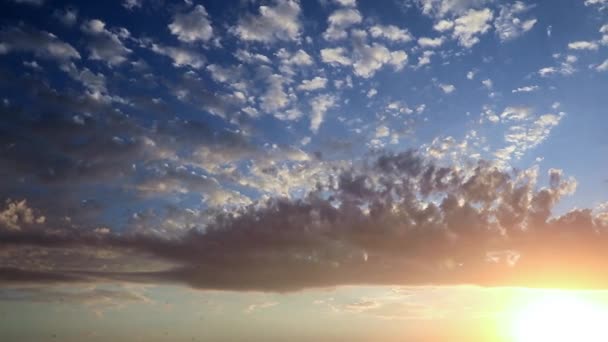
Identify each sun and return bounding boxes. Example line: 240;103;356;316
509;291;608;342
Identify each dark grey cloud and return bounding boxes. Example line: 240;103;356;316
1;151;607;291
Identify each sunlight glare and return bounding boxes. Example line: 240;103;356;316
511;291;608;342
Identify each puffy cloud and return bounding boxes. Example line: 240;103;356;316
0;200;45;231
234;49;271;64
452;8;493;48
297;76;328;91
233;0;301;42
481;78;492;89
439;83;456;93
433;19;454;31
260;74;291;113
321;48;352;69
0;26;80;62
151;43;204;68
596;59;608;72
585;0;608;10
168;5;214;43
81;19;132;66
4;151;608;292
568;41;599;50
416;0;490;18
310;94;337;133
334;0;357;6
416;50;434;67
418;36;444;48
369;25;413;42
324;8;363;40
494;1;537;41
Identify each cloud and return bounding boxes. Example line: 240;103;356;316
418;37;444;48
416;0;490;18
0;200;45;231
597;59;608;72
439;83;456;93
494;1;537;41
233;0;301;42
0;26;80;62
452;8;493;47
5;150;608;291
81;19;132;66
320;47;352;66
568;41;599;50
585;0;608;10
260;74;291;113
168;5;214;43
151;43;205;68
297;77;328;91
310;94;337;133
350;31;408;77
512;85;539;93
433;19;454;32
122;0;142;9
323;8;363;40
53;7;78;26
369;25;413;42
9;0;44;5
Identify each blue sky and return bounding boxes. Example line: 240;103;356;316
1;0;608;340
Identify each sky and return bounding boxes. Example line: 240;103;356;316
0;0;608;340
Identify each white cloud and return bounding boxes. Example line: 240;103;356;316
366;88;378;97
81;19;132;66
320;47;352;66
466;70;475;79
297;76;328;91
418;36;444;48
512;85;539;93
585;0;608;10
261;74;290;113
417;0;491;18
481;78;492;89
494;1;537;41
416;50;434;67
369;25;413;42
568;41;599;50
0;26;80;62
151;44;204;68
499;112;564;161
234;49;271;64
433;19;454;31
334;0;357;6
324;8;362;40
596;59;608;72
375;125;390;138
352;42;407;77
452;8;493;48
439;83;455;94
277;48;313;66
233;0;301;42
169;5;214;43
500;106;532;121
310;94;337;133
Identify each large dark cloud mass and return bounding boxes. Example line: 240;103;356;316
1;149;607;291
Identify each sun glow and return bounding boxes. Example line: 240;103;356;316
510;291;608;342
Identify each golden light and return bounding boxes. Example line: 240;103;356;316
509;291;608;342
